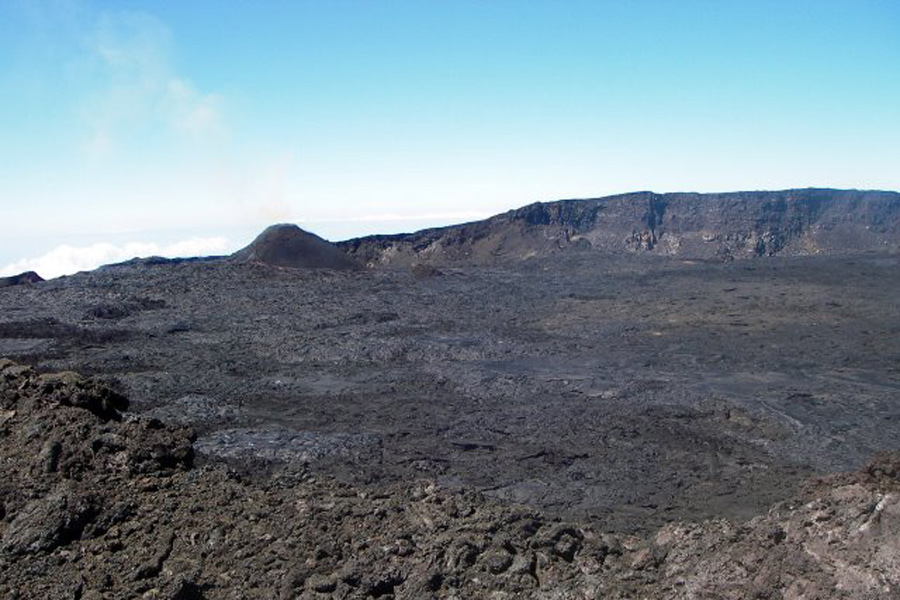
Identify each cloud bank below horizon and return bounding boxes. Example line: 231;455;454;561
1;237;230;280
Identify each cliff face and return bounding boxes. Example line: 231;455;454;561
338;189;900;266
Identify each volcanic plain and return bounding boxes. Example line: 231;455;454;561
1;188;899;598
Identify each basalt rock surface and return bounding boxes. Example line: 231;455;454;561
1;251;899;537
1;361;898;599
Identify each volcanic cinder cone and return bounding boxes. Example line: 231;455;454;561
0;271;44;288
230;224;362;270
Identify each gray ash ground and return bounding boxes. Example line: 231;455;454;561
2;251;898;536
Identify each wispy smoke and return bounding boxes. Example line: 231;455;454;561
81;11;226;158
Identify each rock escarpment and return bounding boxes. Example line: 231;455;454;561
338;188;900;266
1;359;899;599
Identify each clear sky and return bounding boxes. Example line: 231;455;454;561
2;0;899;277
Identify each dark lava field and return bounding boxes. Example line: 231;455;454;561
2;189;900;598
4;248;900;530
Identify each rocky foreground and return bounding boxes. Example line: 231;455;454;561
1;360;898;599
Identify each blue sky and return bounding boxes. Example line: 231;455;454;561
2;0;899;277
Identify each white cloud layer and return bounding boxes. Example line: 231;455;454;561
1;237;230;280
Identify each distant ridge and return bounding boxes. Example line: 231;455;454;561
337;188;900;266
231;224;362;271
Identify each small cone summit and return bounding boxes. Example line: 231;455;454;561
0;271;44;287
230;224;362;270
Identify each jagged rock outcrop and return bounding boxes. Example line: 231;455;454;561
338;188;900;266
2;360;899;599
231;224;362;270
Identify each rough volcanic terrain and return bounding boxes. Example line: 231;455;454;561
2;250;898;530
1;361;899;599
1;188;899;597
